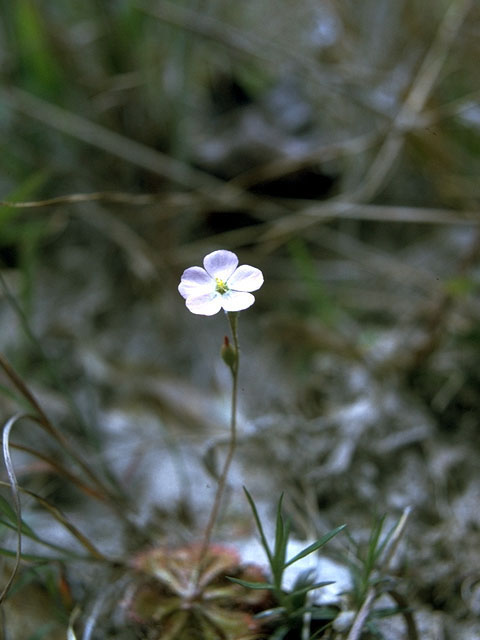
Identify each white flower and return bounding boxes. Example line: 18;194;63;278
178;250;264;316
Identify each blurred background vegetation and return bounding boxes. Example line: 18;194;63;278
0;0;479;638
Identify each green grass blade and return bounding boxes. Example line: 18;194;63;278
288;581;335;598
285;525;346;567
366;515;386;573
0;514;36;539
272;493;288;586
243;486;273;567
274;492;285;559
0;517;87;558
227;577;275;590
0;494;23;526
0;546;58;562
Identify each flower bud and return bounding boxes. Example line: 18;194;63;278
221;336;237;370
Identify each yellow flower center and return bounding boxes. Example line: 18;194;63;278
215;278;229;295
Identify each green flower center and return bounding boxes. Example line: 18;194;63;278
215;278;229;295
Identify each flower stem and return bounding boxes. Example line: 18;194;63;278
195;312;239;584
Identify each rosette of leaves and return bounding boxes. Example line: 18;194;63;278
129;544;272;640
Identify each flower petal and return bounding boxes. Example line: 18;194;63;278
178;267;214;300
185;292;223;316
227;265;264;292
203;250;238;281
220;291;255;312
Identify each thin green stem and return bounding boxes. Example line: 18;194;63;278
194;312;239;588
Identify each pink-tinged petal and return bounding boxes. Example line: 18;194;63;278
227;265;264;292
185;292;223;316
203;250;238;281
220;291;255;312
178;267;214;299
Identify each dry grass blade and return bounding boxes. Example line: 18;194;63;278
138;0;281;66
80;576;127;640
387;589;419;640
297;203;480;226
0;355;50;429
138;0;392;125
346;507;414;640
67;605;81;640
263;201;480;248
258;0;476;249
10;443;106;502
353;0;475;203
0;354;114;504
0;192;166;208
3;87;295;223
75;204;160;281
0;481;109;563
379;507;412;569
230;132;380;190
0;413;27;603
2;87;244;207
137;0;343;88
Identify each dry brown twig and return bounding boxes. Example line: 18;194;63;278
136;0;354;93
1;87;245;207
263;0;476;246
351;0;475;204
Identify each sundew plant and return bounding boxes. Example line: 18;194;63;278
0;246;418;640
178;250;264;562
